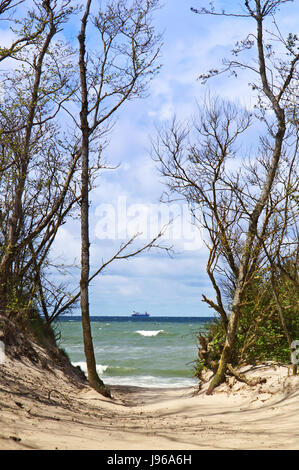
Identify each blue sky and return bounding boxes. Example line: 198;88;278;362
2;0;298;317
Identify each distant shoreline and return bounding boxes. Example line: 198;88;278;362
56;315;213;322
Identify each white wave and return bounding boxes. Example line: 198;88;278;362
72;362;108;375
72;361;86;371
104;375;197;389
72;362;197;388
97;364;109;374
135;330;164;337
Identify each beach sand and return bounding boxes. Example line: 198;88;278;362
0;349;298;450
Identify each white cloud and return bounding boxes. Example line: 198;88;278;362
51;226;81;264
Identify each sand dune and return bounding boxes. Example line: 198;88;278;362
0;352;298;450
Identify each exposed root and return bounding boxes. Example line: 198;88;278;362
227;364;267;387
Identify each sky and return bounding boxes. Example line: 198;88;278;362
2;0;299;317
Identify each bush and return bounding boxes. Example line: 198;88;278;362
194;273;299;380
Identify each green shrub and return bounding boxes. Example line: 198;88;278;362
195;272;299;378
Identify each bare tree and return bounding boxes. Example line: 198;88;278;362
0;0;58;64
76;0;162;396
155;0;298;393
0;0;78;314
0;1;166;398
195;1;298;394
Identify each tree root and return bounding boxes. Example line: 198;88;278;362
91;380;112;399
227;364;267;387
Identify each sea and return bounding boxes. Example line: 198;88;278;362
56;316;212;389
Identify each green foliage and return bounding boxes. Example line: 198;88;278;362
195;270;299;377
24;309;56;348
2;279;56;349
8;304;56;349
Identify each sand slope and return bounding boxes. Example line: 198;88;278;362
0;353;298;450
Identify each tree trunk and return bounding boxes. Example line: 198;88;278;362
80;135;110;397
206;285;243;394
78;0;110;398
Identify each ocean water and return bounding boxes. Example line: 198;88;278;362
56;316;211;388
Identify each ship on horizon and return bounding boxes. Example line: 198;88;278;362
131;310;150;317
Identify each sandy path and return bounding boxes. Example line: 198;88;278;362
1;357;298;450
